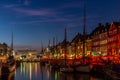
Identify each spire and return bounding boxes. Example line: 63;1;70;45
53;37;55;46
55;36;58;45
11;32;13;55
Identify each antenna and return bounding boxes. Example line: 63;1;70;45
64;27;67;65
11;32;13;55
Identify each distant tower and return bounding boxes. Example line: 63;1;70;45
53;37;55;46
55;36;58;46
11;32;13;56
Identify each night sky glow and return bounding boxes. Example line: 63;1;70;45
0;0;120;52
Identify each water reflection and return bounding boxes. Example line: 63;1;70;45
0;62;109;80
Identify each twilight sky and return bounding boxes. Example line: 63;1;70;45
0;0;120;52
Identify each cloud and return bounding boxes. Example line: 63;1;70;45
24;0;30;6
11;17;73;25
2;3;56;16
2;0;30;8
1;0;85;26
2;4;16;8
13;8;55;16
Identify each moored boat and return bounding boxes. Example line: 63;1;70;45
60;65;73;73
1;56;16;74
103;63;120;80
72;62;91;73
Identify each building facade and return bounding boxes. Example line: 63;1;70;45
108;22;120;55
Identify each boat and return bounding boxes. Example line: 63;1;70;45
60;65;73;73
71;61;91;73
60;5;92;73
59;27;74;73
69;4;91;73
1;55;16;74
1;33;16;74
103;60;120;79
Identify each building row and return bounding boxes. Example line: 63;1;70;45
0;43;11;56
45;22;120;59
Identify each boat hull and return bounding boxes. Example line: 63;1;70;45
60;66;73;73
103;64;120;79
60;64;91;73
1;63;16;73
74;64;91;73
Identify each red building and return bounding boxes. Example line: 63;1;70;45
108;22;120;55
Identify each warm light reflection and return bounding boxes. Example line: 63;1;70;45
35;63;38;76
90;76;94;80
20;63;23;73
29;63;32;80
47;67;50;79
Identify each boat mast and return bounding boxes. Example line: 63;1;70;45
11;32;13;56
83;4;86;62
64;27;67;65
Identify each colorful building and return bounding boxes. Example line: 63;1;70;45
86;35;92;56
71;33;83;58
91;23;103;56
108;22;120;55
99;23;110;56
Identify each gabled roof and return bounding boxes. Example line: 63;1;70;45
112;22;120;26
100;23;110;33
71;33;82;43
91;23;104;36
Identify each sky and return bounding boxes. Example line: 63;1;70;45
0;0;120;52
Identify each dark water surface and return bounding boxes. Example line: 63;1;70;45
0;62;107;80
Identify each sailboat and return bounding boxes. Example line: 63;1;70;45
1;56;16;73
60;4;92;73
103;62;120;79
70;4;92;73
1;32;16;73
60;28;74;72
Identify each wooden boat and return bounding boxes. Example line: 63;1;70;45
65;4;92;73
60;61;92;73
72;62;91;73
1;56;16;73
60;5;92;73
103;63;120;80
1;33;16;74
60;65;73;73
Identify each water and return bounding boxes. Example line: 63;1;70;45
0;62;107;80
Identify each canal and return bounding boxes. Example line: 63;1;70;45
0;62;109;80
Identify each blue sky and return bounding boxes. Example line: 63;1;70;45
0;0;120;52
